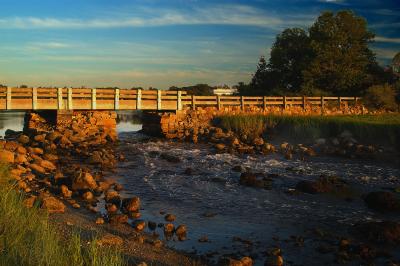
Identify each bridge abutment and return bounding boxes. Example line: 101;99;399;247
23;110;117;142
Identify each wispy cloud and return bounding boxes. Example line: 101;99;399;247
375;36;400;44
26;42;72;51
0;4;313;30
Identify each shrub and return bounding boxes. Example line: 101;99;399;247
363;84;398;111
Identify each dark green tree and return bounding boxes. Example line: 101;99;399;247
169;84;214;95
302;10;376;95
392;52;400;76
268;28;312;94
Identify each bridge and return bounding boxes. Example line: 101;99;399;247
0;87;361;111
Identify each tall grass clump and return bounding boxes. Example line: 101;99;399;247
214;114;400;147
0;163;126;266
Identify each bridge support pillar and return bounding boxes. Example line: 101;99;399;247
23;110;117;141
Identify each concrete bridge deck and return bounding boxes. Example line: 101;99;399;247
0;87;361;111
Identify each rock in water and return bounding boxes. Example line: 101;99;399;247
353;221;400;245
175;224;187;241
164;213;176;222
72;171;97;191
364;191;400;212
122;196;140;212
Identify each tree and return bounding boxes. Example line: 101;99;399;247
169;84;214;95
268;28;313;94
302;10;376;95
392;52;400;76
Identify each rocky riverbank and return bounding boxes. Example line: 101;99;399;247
0;111;204;266
1;110;400;265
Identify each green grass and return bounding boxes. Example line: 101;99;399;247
214;114;400;147
0;163;126;266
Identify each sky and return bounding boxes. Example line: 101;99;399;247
0;0;399;89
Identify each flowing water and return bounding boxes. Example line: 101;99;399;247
1;111;399;265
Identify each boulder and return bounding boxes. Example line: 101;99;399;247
88;151;103;164
95;217;105;225
29;147;44;155
134;220;146;231
105;190;120;205
106;204;118;213
82;191;94;201
160;152;181;163
0;150;14;163
164;213;176;222
29;163;46;174
215;143;226;151
17;134;30;144
60;185;72;198
40;160;56;171
175;224;187;240
364;191;400;212
353;221;400;245
253;137;264;146
72;171;97;191
240;172;272;189
41;197;66;213
34;134;46;143
16;146;27;154
43;153;58;161
296;175;346;194
46;131;62;142
4;141;19;151
122;196;140;212
164;223;175;234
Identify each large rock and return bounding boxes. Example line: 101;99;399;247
105;190;121;205
14;154;27;164
60;185;72;198
240;172;272;189
364;191;400;212
17;134;30;144
4;141;19;151
296;175;346;194
0;150;14;163
40;160;56;171
29;163;46;174
353;221;400;245
41;196;66;213
122;196;140;212
72;171;97;191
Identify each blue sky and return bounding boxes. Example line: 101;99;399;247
0;0;399;89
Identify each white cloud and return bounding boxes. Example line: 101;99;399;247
375;36;400;44
0;4;313;30
26;42;72;51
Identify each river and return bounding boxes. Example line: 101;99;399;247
1;111;399;265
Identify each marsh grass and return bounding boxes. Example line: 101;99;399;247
215;114;400;146
0;163;126;266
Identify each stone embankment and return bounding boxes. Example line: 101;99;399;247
142;108;385;162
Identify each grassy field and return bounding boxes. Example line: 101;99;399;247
0;163;126;266
214;114;400;146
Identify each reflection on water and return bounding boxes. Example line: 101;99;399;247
0;111;142;137
0;111;25;137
